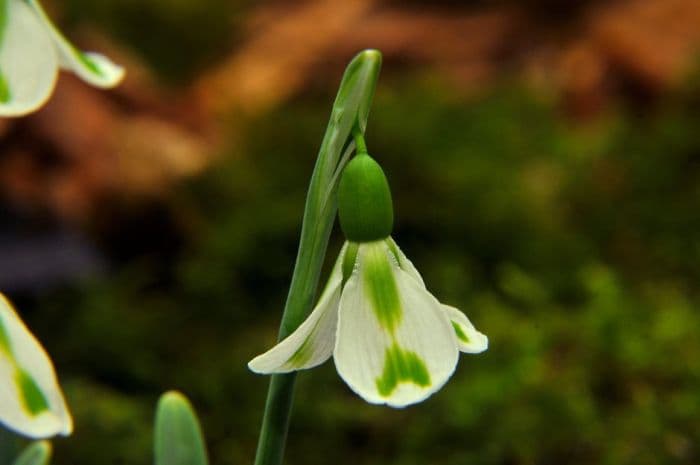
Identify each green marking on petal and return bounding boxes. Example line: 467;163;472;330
0;0;10;105
15;368;50;416
375;344;431;397
0;0;8;44
452;321;470;343
0;71;11;104
75;51;103;77
342;242;359;286
363;243;402;332
0;316;12;356
287;335;314;368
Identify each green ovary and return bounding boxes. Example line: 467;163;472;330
15;368;49;416
376;344;431;397
363;243;402;332
452;322;470;343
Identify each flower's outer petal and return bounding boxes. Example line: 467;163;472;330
334;241;459;407
25;0;124;88
0;294;72;438
442;305;488;353
385;237;424;287
0;0;58;117
248;245;347;374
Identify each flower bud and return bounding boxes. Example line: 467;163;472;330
338;153;393;242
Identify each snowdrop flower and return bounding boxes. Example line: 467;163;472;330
0;0;124;117
0;293;72;438
250;152;487;407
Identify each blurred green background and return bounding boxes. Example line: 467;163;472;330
2;0;700;464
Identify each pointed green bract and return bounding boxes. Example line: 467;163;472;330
155;391;209;465
15;369;50;416
375;345;431;397
362;242;402;332
12;441;51;465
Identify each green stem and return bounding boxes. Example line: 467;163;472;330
253;50;382;465
352;125;368;155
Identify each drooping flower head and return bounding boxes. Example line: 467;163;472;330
0;293;72;438
0;0;124;117
249;148;487;407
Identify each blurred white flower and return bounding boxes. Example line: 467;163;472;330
0;293;72;438
0;0;124;117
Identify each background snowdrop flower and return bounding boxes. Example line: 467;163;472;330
249;151;487;407
0;293;72;438
0;0;124;117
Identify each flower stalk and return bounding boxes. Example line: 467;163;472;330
252;50;382;465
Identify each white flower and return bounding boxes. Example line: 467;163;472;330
249;238;488;407
0;0;124;117
0;293;72;438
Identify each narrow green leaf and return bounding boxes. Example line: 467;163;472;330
154;391;209;465
12;441;51;465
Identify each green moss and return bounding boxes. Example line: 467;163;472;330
375;344;431;397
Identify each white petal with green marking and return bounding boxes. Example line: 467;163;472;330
386;237;424;287
387;238;487;352
25;0;124;88
442;305;488;353
248;245;346;373
0;294;72;438
333;241;459;407
0;0;57;117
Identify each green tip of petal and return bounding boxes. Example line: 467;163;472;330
452;321;470;343
155;391;209;465
338;154;394;242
